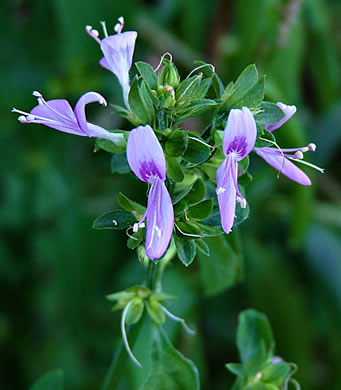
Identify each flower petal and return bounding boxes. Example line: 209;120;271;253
74;92;107;135
31;99;76;123
100;31;137;106
264;102;296;132
255;148;312;185
126;125;166;182
216;156;237;234
223;107;257;159
145;179;174;260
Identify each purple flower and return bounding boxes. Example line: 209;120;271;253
127;125;174;260
12;91;124;144
86;17;137;109
264;102;297;132
216;107;257;234
255;102;323;185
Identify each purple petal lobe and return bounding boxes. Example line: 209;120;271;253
31;99;76;122
264;102;297;132
145;178;174;260
74;92;107;135
255;148;312;185
126;125;166;182
223;107;257;160
216;156;237;234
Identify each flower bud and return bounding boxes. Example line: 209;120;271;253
159;61;180;89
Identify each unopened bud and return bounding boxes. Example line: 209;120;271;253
159;61;180;89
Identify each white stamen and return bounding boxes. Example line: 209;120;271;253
27;114;36;121
133;223;139;233
85;25;92;32
294;151;304;159
112;220;118;226
308;143;316;152
32;90;42;97
185;63;215;80
216;187;225;195
114;23;121;32
174;223;204;238
100;21;108;38
118;16;124;24
187;136;215;151
154;52;173;73
287;157;325;173
154;226;162;238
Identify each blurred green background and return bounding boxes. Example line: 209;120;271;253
1;0;340;389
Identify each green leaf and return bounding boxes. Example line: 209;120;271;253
238;156;250;172
233;76;265;108
198;234;242;295
174;236;197;267
140;80;155;123
92;210;136;230
140;327;200;390
128;77;152;124
195;222;223;237
111;153;130;174
195;238;210;256
225;64;258;106
117;192;146;215
183;135;212;165
262;362;291;386
165;129;188;157
136;61;158;90
176;76;202;107
176;221;202;236
254;129;276;148
237;309;274;365
182;177;206;205
111;104;139;125
246;383;278;390
30;369;64;390
194;60;224;97
225;363;246;378
187;199;213;220
175;99;218;122
166;155;185;182
255;102;285;126
95;133;127;153
127;231;143;249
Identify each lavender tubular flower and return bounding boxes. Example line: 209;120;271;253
216;107;257;234
255;101;323;185
264;102;296;132
12;91;124;144
86;17;137;109
127;125;174;260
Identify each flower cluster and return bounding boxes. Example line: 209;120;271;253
12;17;323;263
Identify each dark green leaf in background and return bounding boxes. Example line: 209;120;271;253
92;210;136;230
30;369;64;390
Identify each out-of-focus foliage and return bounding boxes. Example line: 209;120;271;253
1;0;340;389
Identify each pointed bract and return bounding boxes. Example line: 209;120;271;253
12;91;123;144
264;102;296;132
126;125;173;260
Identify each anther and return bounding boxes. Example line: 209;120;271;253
237;196;247;208
112;220;118;226
18;116;27;123
133;223;139;233
32;90;42;97
154;226;162;238
294;151;304;159
308;143;316;152
216;187;225;195
27;115;36;121
85;25;92;33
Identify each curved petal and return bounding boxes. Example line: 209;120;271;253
145;179;174;260
223;107;257;159
74;92;107;135
216;156;237;234
265;102;297;132
255;148;311;185
87;123;126;144
126;125;166;182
